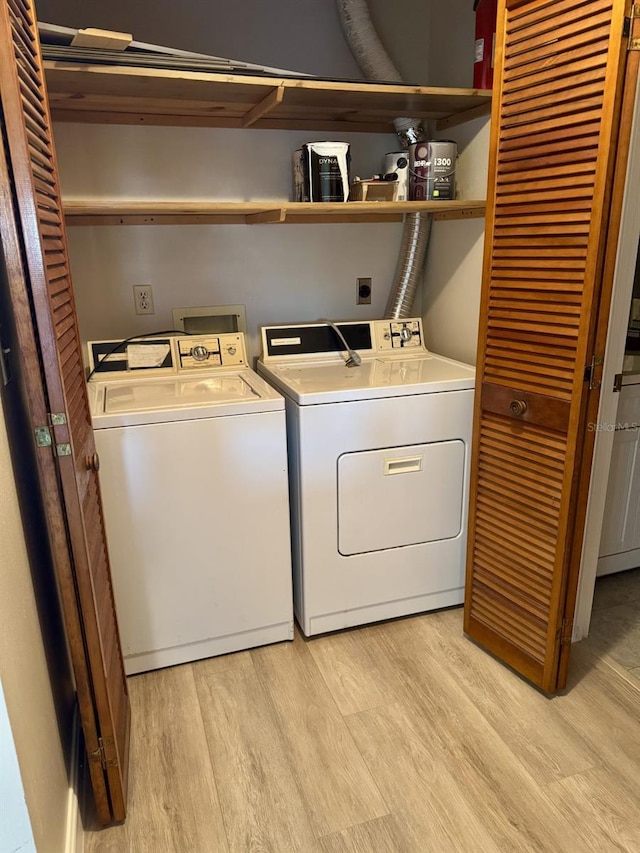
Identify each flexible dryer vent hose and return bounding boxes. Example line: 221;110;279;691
336;0;432;319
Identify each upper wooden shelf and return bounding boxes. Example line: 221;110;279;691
43;62;492;132
62;199;486;226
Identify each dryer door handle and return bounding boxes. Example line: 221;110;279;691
384;455;423;475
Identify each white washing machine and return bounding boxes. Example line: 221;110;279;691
258;319;475;636
87;333;293;674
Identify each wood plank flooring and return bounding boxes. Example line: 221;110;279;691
589;567;640;676
83;607;640;853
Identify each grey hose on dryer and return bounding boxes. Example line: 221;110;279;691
336;0;432;319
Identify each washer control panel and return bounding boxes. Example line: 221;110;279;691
88;333;247;379
177;335;246;370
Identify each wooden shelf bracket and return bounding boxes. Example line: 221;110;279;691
241;84;285;128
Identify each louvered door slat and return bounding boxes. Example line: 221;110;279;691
507;19;611;66
502;103;602;140
507;0;600;29
504;50;608;93
18;78;47;128
485;345;574;375
502;66;607;107
22;99;46;134
464;0;632;692
473;530;558;577
476;499;559;545
474;564;550;616
473;570;551;624
474;539;557;588
11;19;39;71
496;161;596;186
8;0;33;20
0;0;129;822
13;50;41;97
25;124;52;159
502;89;605;123
506;0;610;40
498;149;600;175
500;125;601;154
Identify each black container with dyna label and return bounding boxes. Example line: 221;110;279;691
303;142;350;202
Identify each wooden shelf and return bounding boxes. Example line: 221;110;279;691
44;63;491;132
62;199;486;226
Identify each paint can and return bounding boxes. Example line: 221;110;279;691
383;152;409;201
292;149;308;201
302;142;351;202
409;140;458;201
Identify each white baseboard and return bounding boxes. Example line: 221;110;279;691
64;706;84;853
597;548;640;576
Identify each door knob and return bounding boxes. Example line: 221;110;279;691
85;452;100;472
509;399;527;416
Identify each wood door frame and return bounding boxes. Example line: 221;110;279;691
573;72;640;640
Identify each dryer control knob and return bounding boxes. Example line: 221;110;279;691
227;346;237;356
191;344;209;361
400;326;412;342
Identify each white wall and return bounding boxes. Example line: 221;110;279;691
421;0;489;365
56;124;403;360
0;681;37;853
43;0;443;359
46;0;485;363
36;0;363;78
423;114;489;365
0;399;72;853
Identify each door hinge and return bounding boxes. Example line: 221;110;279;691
88;736;119;770
559;617;574;646
613;373;623;393
34;425;71;456
584;355;604;390
34;425;53;447
49;411;67;425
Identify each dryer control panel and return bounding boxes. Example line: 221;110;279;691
261;318;426;362
376;320;423;351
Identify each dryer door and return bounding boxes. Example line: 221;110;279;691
338;440;465;555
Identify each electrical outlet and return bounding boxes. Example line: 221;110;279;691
133;285;154;315
357;277;372;305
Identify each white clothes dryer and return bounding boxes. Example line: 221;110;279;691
258;319;475;636
88;333;293;674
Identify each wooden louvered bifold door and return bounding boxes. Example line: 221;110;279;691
464;0;633;692
0;0;129;822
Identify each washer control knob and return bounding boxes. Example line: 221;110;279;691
191;344;209;362
227;345;237;356
400;326;412;342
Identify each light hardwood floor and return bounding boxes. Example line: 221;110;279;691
589;567;640;678
84;608;640;852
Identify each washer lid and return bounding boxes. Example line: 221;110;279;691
104;374;259;413
261;354;475;404
90;369;284;427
